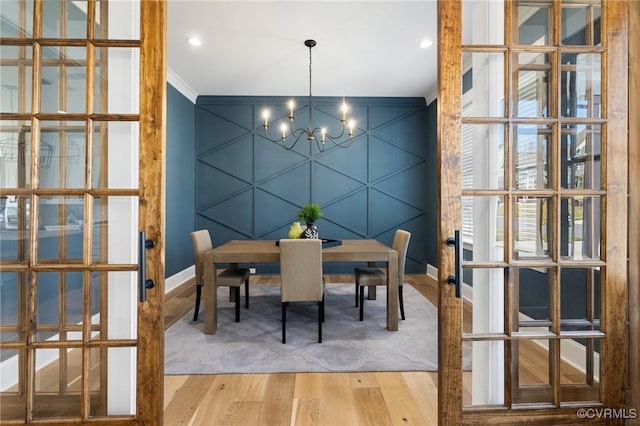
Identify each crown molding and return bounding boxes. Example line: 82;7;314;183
167;67;198;103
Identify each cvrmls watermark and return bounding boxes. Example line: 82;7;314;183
576;407;637;420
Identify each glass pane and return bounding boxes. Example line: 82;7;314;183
37;196;84;260
514;267;552;334
462;268;506;335
0;46;33;113
89;347;136;416
462;197;505;262
40;121;86;189
463;340;505;407
461;51;505;118
0;121;32;189
0;196;31;257
462;0;504;45
40;46;87;114
562;4;601;46
513;339;553;404
561;196;600;261
36;272;84;341
91;197;137;264
95;0;140;40
0;272;23;342
94;47;140;114
92;122;139;189
33;348;81;419
517;3;551;45
0;349;25;421
514;197;550;259
88;271;136;340
42;0;88;39
560;268;600;332
514;124;550;189
561;53;601;118
0;0;34;37
461;124;505;190
515;52;550;118
560;338;600;402
561;124;601;189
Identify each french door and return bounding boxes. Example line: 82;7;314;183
0;0;165;423
437;0;628;424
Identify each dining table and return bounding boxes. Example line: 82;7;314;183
202;239;399;335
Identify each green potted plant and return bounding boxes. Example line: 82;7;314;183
297;203;322;239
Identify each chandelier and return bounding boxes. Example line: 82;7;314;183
261;39;356;151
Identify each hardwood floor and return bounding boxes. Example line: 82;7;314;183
163;274;441;426
163;274;586;425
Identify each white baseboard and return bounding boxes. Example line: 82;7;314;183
165;265;195;294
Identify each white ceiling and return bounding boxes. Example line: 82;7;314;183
167;1;438;101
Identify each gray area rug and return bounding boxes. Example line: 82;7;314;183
165;283;448;374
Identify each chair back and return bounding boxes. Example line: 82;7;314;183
392;230;411;284
190;230;213;285
279;239;324;302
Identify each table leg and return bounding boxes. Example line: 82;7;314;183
387;251;399;331
204;251;218;334
367;262;377;300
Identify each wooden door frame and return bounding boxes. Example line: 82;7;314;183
628;0;640;416
137;0;166;424
436;1;630;424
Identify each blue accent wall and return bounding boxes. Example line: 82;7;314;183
195;95;438;273
166;84;196;276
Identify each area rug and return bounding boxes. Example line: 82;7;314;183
165;283;459;374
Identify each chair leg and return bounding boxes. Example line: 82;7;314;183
245;278;249;309
359;285;365;321
318;301;323;343
321;293;325;322
399;285;406;320
193;285;202;321
234;287;240;322
355;279;359;307
281;302;287;344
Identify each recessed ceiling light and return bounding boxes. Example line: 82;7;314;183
187;37;202;47
420;39;433;49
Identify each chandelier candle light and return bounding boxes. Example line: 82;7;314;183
261;39;356;151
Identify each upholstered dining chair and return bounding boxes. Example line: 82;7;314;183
190;230;250;322
354;229;411;321
279;239;325;344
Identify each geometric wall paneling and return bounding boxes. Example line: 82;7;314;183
374;163;429;211
254;135;309;181
311;162;366;205
258;163;311;207
254;188;301;236
322;188;368;236
197;164;251;208
369;134;424;181
199;102;255;130
199;189;254;236
315;139;368;182
372;109;428;156
200;134;254;182
369;104;424;130
196;96;434;273
369;188;424;236
197;107;251;151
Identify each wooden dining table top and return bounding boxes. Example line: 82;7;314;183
203;238;399;334
207;239;397;263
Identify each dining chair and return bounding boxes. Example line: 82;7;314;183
354;229;411;321
190;230;250;322
279;239;325;344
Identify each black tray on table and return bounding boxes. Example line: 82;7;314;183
275;239;342;248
